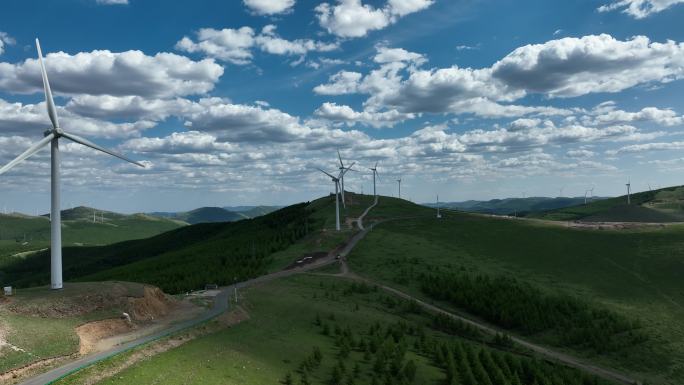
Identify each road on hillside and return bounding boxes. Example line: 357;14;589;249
17;199;379;385
21;196;638;385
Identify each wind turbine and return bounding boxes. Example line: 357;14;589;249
337;150;355;206
0;39;145;290
396;177;402;199
369;161;379;197
317;168;341;231
626;179;631;205
436;194;442;219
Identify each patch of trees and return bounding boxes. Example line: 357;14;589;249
420;272;646;353
291;310;614;385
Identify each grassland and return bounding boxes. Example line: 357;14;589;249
532;185;684;222
55;275;614;385
347;209;684;384
0;282;147;374
0;208;184;264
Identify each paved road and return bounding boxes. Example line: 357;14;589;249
19;290;231;385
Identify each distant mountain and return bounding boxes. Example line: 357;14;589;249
227;205;282;218
0;206;184;259
426;197;601;216
149;205;281;224
149;207;245;224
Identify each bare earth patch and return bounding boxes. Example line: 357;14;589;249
76;319;133;355
62;306;250;385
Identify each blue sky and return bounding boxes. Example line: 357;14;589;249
1;0;684;213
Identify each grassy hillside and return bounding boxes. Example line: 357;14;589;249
431;196;597;216
149;207;246;224
56;275;615;385
0;191;375;293
0;203;317;293
0;207;184;261
0;281;152;374
532;185;684;222
348;208;684;384
226;205;282;218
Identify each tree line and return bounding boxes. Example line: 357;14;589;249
419;271;646;353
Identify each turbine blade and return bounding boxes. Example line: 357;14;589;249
0;133;54;176
337;150;344;167
61;131;144;167
374;161;378;168
36;39;60;129
342;161;356;176
316;167;337;180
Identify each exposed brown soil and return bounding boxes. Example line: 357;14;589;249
5;282;147;318
74;286;176;355
0;354;76;384
126;286;172;321
63;307;249;385
76;319;133;355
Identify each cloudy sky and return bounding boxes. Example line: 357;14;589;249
1;0;684;213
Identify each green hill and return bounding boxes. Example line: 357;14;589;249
232;205;282;218
177;207;246;224
531;185;684;222
149;206;248;224
429;196;598;216
348;204;684;384
6;194;684;384
0;202;322;292
0;207;184;261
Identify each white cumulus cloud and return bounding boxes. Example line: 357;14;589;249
315;0;433;38
0;49;223;98
598;0;684;18
244;0;295;15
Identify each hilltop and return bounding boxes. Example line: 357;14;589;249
148;205;280;224
427;196;600;216
530;185;684;222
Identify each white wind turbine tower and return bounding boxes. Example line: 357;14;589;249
369;161;379;197
626;179;632;205
0;39;145;290
396;177;402;199
436;194;442;219
317;168;342;231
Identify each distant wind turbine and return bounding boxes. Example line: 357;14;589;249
336;150;355;207
369;161;379;197
436;194;442;219
626;179;631;205
317;168;342;231
396;177;402;199
0;39;145;290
